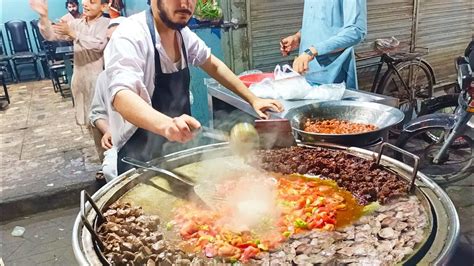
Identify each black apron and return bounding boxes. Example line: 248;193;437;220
117;9;191;174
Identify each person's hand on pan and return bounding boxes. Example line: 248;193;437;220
250;98;284;119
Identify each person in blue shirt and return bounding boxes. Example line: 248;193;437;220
280;0;367;90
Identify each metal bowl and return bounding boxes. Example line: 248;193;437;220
285;100;405;146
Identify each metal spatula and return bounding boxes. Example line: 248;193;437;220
122;157;194;187
121;157;225;210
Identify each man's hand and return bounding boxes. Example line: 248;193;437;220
162;114;201;143
292;53;314;74
52;21;75;38
29;0;48;17
101;131;113;150
280;34;300;57
251;98;284;119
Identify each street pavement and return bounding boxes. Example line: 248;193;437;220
0;208;78;265
0;81;101;221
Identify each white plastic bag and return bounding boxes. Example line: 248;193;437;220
304;83;346;100
248;65;344;100
249;77;278;99
272;65;312;100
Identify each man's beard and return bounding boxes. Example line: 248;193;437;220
157;0;189;30
69;10;79;17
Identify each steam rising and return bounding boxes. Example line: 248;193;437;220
189;140;281;235
160;108;287;233
219;174;279;232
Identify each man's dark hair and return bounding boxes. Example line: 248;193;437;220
65;0;79;8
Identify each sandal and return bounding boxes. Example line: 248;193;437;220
95;171;107;187
95;171;105;181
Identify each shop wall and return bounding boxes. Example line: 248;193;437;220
246;0;304;71
189;28;224;126
122;0;148;16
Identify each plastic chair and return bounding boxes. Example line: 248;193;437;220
43;41;70;95
0;30;16;83
30;19;48;78
0;66;11;105
4;20;40;81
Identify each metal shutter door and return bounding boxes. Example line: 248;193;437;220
247;0;304;71
415;0;473;86
356;0;415;90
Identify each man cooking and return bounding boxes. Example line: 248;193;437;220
105;0;284;174
280;0;367;90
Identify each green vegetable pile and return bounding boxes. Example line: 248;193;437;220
194;0;223;21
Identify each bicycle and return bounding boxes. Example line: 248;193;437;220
394;55;473;185
356;43;436;134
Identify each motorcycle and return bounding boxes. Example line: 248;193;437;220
395;53;473;185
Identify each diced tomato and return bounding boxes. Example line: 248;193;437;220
296;199;306;209
240;246;260;262
236;242;257;249
204;244;217;258
318;185;332;192
265;232;286;245
307;218;324;229
281;194;300;201
217;244;241;258
294;227;303;234
229;236;243;246
179;221;199;239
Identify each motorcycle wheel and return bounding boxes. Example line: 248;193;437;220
418;94;470;148
395;127;473;185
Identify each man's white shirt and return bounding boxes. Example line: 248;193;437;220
104;11;211;150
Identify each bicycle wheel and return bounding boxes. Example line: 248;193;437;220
395;128;473;185
378;60;435;134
